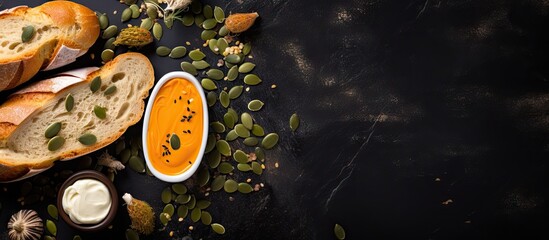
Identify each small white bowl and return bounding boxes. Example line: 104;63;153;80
142;71;209;182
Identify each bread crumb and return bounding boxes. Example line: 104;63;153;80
169;231;174;237
188;226;194;230
246;178;252;183
271;84;277;89
442;199;453;205
185;41;191;46
275;162;279;168
113;10;118;14
435;178;441;182
178;217;184;222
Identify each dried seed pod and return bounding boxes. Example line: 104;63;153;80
123;193;155;235
7;209;43;240
225;12;259;33
113;27;153;47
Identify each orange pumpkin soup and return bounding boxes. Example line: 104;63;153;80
146;78;204;175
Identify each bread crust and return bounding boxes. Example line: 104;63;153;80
0;53;154;182
0;1;99;91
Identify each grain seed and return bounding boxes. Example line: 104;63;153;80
129;156;145;173
102;25;118;39
192;60;210;69
248;99;264;111
153;22;162;40
262;133;279;149
156;46;171;57
290;113;300;132
45;122;62;139
238;62;256;73
244;74;262;85
228;85;244;99
201;78;217;90
180;61;197;75
223;179;237;193
201;30;217;40
334;224;346;240
238;182;253;193
241;112;253;130
216;140;231;156
48;136;65;151
21;25;35;42
170;133;181;150
104;85;117;95
219;90;230;108
169;46;187;58
94;105;107;119
101;49;114;62
214;6;225;23
211;223;225;234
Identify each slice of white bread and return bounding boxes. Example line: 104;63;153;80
0;1;99;91
0;53;154;182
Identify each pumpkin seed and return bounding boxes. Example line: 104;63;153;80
251;124;265;137
228;85;244;99
239;62;256;73
197;167;210;187
153;22;162;40
177;205;188;218
129;156;145;173
90;76;101;93
201;211;212;225
120;149;131;164
214;6;225;23
189;49;206;61
216;140;231;156
46;219;57;236
94;105;107;119
74;235;82;240
207;69;224;80
208;38;219;53
238;182;253;193
223;179;238;193
225;54;241;64
223;113;235;129
172;184;187;195
102;25;118;39
226;130;238;141
211;175;226;191
163;204;175;217
47;204;58;220
175;194;191;204
196;200;211;209
217;38;228;53
218;25;229;36
181;61;197;75
201;30;217;40
248;99;264;111
170;133;181;150
48;136;65;151
237;163;252;172
147;6;158;19
156;46;171;57
161;187;172;204
226;66;238;81
193;60;210;69
121;8;132;22
207;91;217;106
233;150;248;164
45;122;62;138
115;141;125;155
104;37;116;50
255;147;265;160
203;5;213;19
140;18;153;30
219;90;230;108
210;121;225;133
126;229;139;240
334;224;346;240
191;208;201;222
101;49;114;62
241;113;253;130
182;13;194;26
159;212;169;225
243;137;259;146
194;14;205;27
218;162;234;174
186;195;196;209
130;4;140;18
99;14;109;30
244;74;262;85
243;42;252;55
228;108;239;122
262;133;279;149
207;150;221;168
212;223;226;234
202;18;217;29
104;85;117;95
169;46;187;58
191;0;202;14
290;113;300;131
21;25;35;42
205;133;216;153
201;78;217;90
252;161;262;175
235;124;250;138
64;94;75;112
226;62;235;68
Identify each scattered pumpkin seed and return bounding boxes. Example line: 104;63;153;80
197;167;210;187
65;94;74;112
217;38;228;53
170;133;181;150
153;22;162;40
161;187;172;204
191;0;202;14
193;60;210;69
159;212;169;225
48;136;65;151
251;124;265;137
239;62;256;73
129;156;145;173
219;90;230;108
228;85;244;99
201;30;217;40
201;211;212;225
126;229;139;240
255;147;265;160
238;182;253;193
226;62;235;68
243;137;259;146
212;223;226;234
90;76;101;93
223;179;238;193
104;37;116;50
241;113;253;130
218;162;234;174
235;124;250;138
120;149;131;164
203;5;213;19
334;224;346;240
194;14;205;27
45;122;62;139
169;46;187;58
216;140;231;156
228;108;239;122
186;195;196;209
243;42;252;55
226;66;238;81
207;91;217;106
189;49;206;61
244;74;262;85
214;6;225;23
248;99;264;111
101;49;114;62
211;175;226;191
290;113;300;131
147;6;158;19
172;184;187;195
202;18;217;29
121;8;132;22
218;25;229;36
156;46;171;57
140;18;153;30
223;113;235;129
46;219;57;236
210;121;226;133
226;130;238;141
237;163;252;172
177;205;188;218
208;38;219;53
130;4;140;18
205;133;216;153
104;85;117;95
47;204;58;220
74;235;82;240
262;133;279;149
21;25;35;42
102;25;118;39
207;69;224;80
94;105;107;119
225;54;241;64
207;150;221;168
190;208;201;222
182;13;194;26
201;78;217;90
233;150;248;164
252;161;262;175
181;61;197;75
163;204;175;217
175;194;191;204
99;13;109;30
115;141;125;155
196;200;211;209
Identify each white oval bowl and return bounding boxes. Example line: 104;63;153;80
142;71;209;182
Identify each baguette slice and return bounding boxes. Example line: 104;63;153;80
0;53;154;182
0;1;100;91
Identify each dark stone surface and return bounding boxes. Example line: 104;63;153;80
1;0;548;239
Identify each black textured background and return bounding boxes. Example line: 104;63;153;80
1;0;548;239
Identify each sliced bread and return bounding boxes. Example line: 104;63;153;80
0;52;154;182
